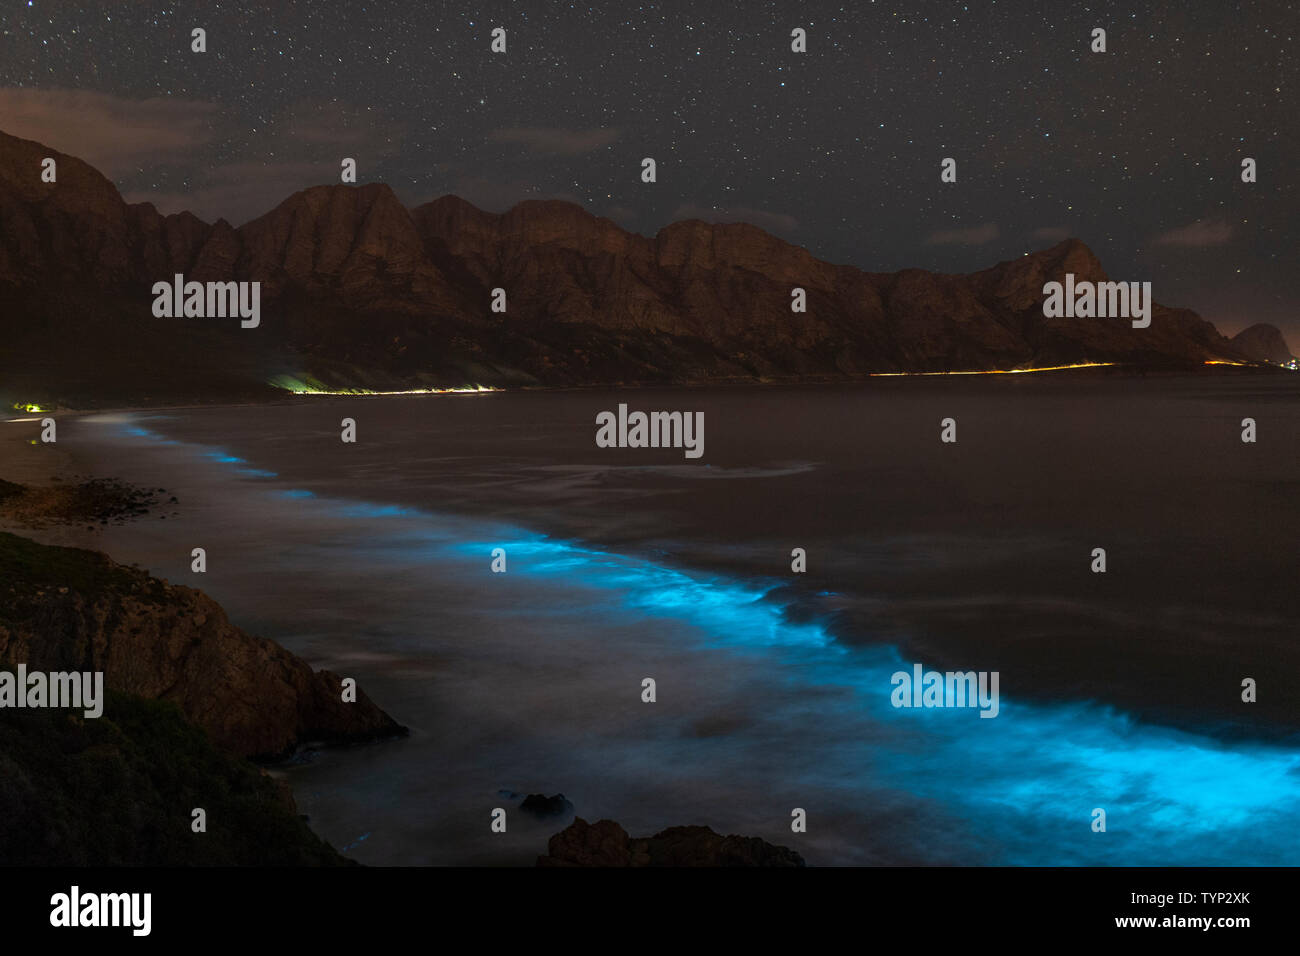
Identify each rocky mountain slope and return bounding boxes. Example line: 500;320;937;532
1230;323;1295;364
0;129;1258;406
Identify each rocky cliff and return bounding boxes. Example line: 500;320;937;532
0;531;406;760
0;129;1260;406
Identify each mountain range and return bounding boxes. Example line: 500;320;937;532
0;129;1288;406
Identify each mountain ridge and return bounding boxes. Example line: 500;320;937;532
0;129;1267;406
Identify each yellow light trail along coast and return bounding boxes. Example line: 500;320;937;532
868;362;1120;377
268;374;500;396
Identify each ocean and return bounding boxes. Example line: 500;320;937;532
45;375;1300;865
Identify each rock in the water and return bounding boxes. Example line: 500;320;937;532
537;817;806;867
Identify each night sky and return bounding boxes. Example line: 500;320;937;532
1;0;1295;339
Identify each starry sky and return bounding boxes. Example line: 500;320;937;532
1;0;1296;339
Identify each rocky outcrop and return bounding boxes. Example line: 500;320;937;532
0;128;1266;406
537;817;806;867
1230;323;1294;364
0;477;164;529
0;531;406;760
0;690;353;865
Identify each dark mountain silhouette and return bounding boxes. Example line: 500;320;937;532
0;130;1259;406
1230;323;1294;365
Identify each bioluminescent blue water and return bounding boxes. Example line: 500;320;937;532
438;533;1300;865
100;414;1300;865
123;421;278;477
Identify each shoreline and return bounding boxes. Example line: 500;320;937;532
91;379;1300;744
7;382;1297;746
4;383;1299;865
4;362;1290;417
80;407;1300;865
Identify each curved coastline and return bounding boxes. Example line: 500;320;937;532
50;405;1300;867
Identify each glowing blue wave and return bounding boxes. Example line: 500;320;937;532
442;533;1300;864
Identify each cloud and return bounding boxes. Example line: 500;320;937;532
1029;226;1072;242
925;223;1000;245
2;88;409;224
1151;218;1233;247
488;126;619;155
671;203;799;234
0;87;222;176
